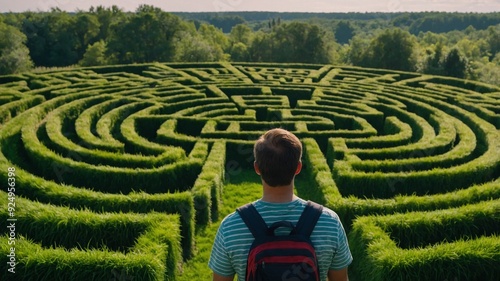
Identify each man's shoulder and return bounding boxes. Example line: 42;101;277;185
220;210;242;227
319;204;340;220
299;199;339;218
307;201;343;227
219;202;255;229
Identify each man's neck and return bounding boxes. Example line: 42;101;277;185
261;181;297;203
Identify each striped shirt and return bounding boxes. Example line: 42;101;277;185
209;197;353;281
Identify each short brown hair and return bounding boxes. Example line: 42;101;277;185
253;128;302;187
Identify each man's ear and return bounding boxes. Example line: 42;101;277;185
295;161;302;175
254;161;261;175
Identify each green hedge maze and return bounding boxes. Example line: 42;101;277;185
1;62;499;280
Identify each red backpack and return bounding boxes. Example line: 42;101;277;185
236;200;323;281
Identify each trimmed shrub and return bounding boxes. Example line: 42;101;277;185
0;192;182;280
192;141;226;225
331;179;500;231
0;95;45;125
348;200;500;281
344;116;413;149
302;138;341;204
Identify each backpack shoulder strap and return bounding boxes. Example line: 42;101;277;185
294;200;323;238
236;203;268;238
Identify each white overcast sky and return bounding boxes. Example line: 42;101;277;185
0;0;499;13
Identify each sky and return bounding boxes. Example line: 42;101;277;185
0;0;499;13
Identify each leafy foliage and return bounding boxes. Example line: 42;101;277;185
107;6;183;63
78;40;109;66
443;47;468;78
0;21;32;74
0;8;499;84
361;28;418;71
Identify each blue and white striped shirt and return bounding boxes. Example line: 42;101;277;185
209;197;353;281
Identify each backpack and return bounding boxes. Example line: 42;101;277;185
236;200;323;281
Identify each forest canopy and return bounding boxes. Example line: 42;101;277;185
0;6;499;85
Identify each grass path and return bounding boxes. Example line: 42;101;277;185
177;170;262;280
177;169;315;280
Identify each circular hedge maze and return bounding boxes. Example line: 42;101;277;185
1;62;499;280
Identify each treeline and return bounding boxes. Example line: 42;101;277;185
0;6;499;85
176;12;500;34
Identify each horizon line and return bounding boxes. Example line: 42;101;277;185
2;9;500;14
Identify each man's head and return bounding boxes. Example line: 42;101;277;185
253;128;302;187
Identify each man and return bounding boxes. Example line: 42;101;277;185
209;128;352;281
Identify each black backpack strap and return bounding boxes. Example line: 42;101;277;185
294;200;323;237
236;203;268;238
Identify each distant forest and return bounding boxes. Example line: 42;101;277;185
174;11;500;33
1;6;499;85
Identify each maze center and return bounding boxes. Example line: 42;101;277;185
0;62;499;280
9;63;499;196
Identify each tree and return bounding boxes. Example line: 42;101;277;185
73;12;100;58
486;25;500;59
22;9;80;67
443;47;468;78
228;24;253;62
246;22;335;64
347;34;372;66
335;21;355;45
207;15;245;33
48;11;82;66
1;12;25;29
90;5;124;41
301;23;334;63
173;21;228;62
272;22;333;63
366;28;417;71
21;12;47;66
230;42;250;61
107;5;183;63
175;31;218;62
248;31;274;62
456;37;486;61
421;42;445;75
230;24;253;46
472;54;500;85
272;23;298;62
418;31;448;46
198;23;229;55
78;40;109;66
0;21;33;74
